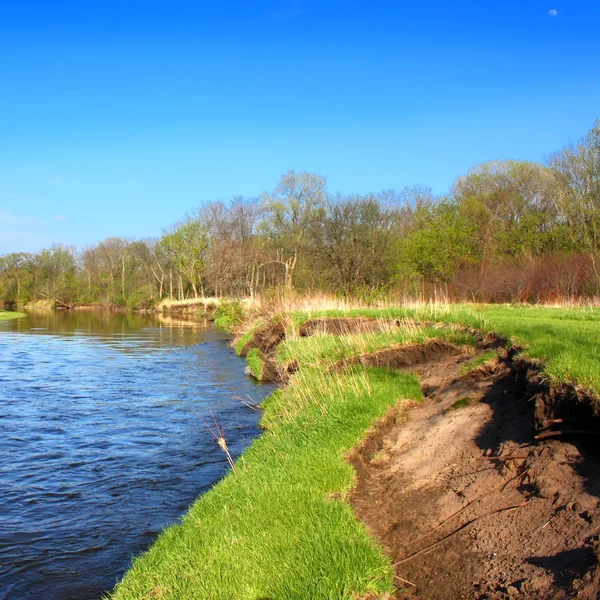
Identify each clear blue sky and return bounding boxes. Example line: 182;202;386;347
1;0;599;253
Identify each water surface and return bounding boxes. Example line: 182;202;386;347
0;311;273;599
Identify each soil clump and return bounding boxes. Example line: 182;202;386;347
349;346;600;599
299;317;404;337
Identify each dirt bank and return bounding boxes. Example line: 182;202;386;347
349;346;600;599
299;317;405;337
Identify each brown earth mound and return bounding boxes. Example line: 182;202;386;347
299;317;403;337
238;321;286;358
350;349;600;599
331;340;467;372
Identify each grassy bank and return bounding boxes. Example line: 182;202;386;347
281;303;600;392
111;301;600;599
0;310;26;321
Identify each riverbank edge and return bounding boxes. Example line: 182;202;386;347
14;297;222;314
110;309;454;598
109;302;600;599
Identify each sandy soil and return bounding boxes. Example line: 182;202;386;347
349;345;600;599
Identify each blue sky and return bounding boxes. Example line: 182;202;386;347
1;0;599;253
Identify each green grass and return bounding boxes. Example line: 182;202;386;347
474;305;600;391
289;304;600;392
111;362;422;600
0;310;26;321
458;350;500;376
245;348;264;380
449;395;477;410
277;325;476;371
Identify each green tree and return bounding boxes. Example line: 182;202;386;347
158;217;208;298
548;119;600;281
398;200;477;286
453;160;561;268
261;170;327;289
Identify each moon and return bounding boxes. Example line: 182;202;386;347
548;9;558;16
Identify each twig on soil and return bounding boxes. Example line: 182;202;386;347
501;469;528;492
410;470;529;547
543;418;567;426
393;501;530;567
394;575;416;588
542;515;557;529
455;467;496;477
478;455;528;461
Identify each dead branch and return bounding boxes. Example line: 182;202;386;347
393;502;530;567
535;429;597;440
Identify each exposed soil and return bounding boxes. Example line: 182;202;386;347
330;339;468;372
349;344;600;599
238;320;286;358
237;320;289;383
299;317;405;337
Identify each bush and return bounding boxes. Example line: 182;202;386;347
214;300;244;331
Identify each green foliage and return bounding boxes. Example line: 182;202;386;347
397;199;478;284
245;348;263;379
158;218;208;297
450;396;476;410
213;301;244;331
126;286;156;310
458;350;499;375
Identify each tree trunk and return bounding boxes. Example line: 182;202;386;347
121;257;126;299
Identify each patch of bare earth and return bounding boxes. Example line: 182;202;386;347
349;343;600;599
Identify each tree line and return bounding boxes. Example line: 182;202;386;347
2;119;599;307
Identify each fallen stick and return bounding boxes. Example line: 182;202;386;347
410;470;527;546
535;430;597;441
478;455;528;461
394;575;416;588
393;502;529;567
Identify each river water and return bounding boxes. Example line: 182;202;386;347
0;311;273;600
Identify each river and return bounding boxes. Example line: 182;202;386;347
0;310;274;599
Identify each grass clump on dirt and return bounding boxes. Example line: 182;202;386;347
0;310;26;321
458;350;499;376
449;395;477;410
288;303;600;392
111;332;423;600
276;324;476;371
245;348;264;380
